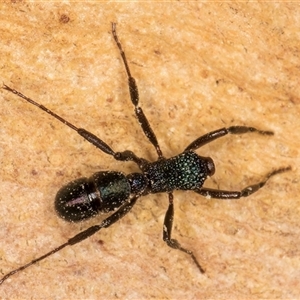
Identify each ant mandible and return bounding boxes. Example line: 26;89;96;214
0;23;290;284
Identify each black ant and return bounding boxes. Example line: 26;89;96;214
0;23;290;284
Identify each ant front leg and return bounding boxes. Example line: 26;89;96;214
0;196;139;285
163;193;205;273
195;167;291;199
111;23;163;159
184;126;274;152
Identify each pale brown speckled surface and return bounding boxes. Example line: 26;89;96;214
0;2;299;299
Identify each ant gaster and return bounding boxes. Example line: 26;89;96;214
0;23;290;284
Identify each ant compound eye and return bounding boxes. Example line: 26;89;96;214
206;157;215;176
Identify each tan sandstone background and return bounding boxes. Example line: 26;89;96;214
0;2;299;299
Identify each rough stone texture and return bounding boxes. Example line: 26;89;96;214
0;2;298;299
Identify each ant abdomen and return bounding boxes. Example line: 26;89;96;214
55;171;131;222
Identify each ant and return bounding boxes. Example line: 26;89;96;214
1;23;290;284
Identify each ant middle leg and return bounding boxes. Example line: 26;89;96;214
185;126;274;152
195;166;291;199
111;22;163;159
163;193;205;273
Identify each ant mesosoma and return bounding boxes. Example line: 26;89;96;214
1;23;290;284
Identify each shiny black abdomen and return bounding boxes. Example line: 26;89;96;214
55;172;131;222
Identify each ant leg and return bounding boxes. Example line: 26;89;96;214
195;167;291;199
163;193;205;273
2;85;150;168
185;126;274;152
0;196;139;285
111;23;163;159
